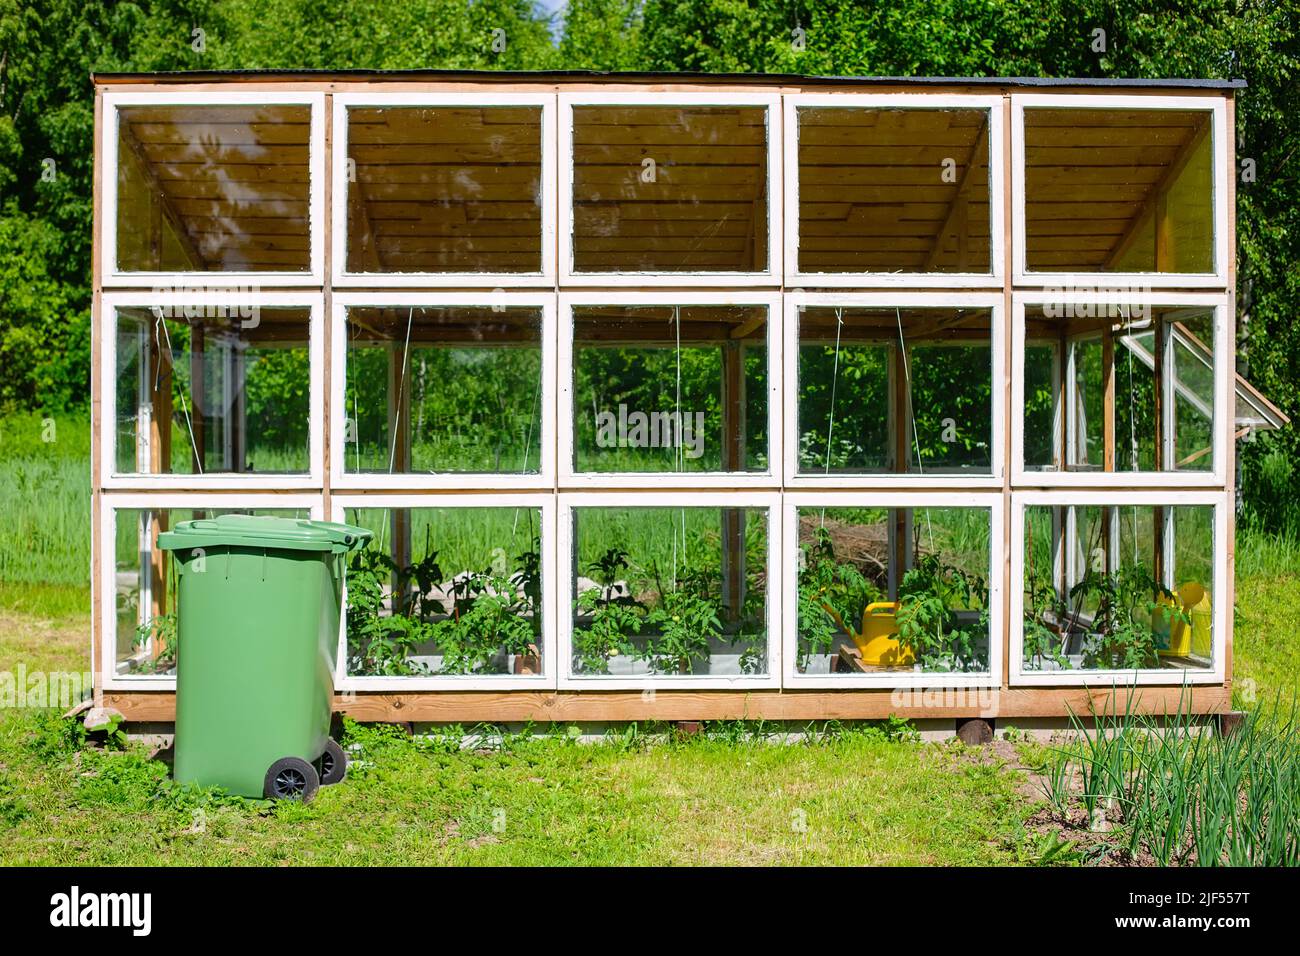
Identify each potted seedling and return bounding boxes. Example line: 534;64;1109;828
573;548;643;674
896;554;989;672
797;527;888;671
1069;564;1185;670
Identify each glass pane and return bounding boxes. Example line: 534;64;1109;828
1022;503;1215;671
571;105;769;273
346;105;543;274
797;107;992;274
115;104;311;272
1022;305;1215;474
113;506;309;678
570;506;768;677
114;306;312;475
797;306;993;475
343;306;542;475
796;506;992;675
1024;108;1214;274
1023;344;1058;468
343;507;543;677
572;305;767;473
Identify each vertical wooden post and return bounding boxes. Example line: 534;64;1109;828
147;339;172;658
322;92;334;526
90;86;104;703
892;340;910;593
388;340;412;580
1058;331;1070;470
189;323;205;474
721;341;746;619
1101;326;1115;570
1153;316;1165;584
1225;92;1238;684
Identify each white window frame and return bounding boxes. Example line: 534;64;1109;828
331;92;557;288
99;492;323;691
330;493;557;692
1011;292;1230;488
330;291;555;490
101;91;326;287
557;491;782;689
783;93;1005;289
558;291;782;488
781;491;1004;689
558;91;783;287
99;291;324;490
1009;489;1228;686
1011;93;1229;288
783;291;1005;489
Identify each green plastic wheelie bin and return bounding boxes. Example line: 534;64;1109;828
157;515;371;802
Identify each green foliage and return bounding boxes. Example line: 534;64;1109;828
1040;695;1300;866
896;552;989;671
345;536;542;677
132;610;177;674
796;526;882;667
1071;562;1184;670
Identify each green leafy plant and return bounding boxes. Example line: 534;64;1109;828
1070;563;1186;670
643;588;721;674
1022;565;1073;669
132;610;178;674
896;554;989;672
346;537;543;677
434;571;536;675
346;547;431;676
796;527;883;668
573;587;643;674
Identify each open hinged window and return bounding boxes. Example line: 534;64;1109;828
782;492;1003;688
1011;94;1228;287
1013;292;1229;487
558;92;781;285
100;291;323;489
1010;490;1227;685
331;494;556;691
784;293;1003;487
102;91;325;286
98;493;320;690
557;492;781;689
784;94;1003;287
558;292;780;487
331;93;555;286
331;293;555;490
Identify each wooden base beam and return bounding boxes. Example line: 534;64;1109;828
106;686;1231;724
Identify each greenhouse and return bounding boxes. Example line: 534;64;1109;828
90;71;1285;726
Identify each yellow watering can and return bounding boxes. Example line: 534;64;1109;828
821;599;914;666
1155;582;1212;658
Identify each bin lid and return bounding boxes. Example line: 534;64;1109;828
157;514;373;554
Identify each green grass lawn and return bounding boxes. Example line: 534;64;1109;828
0;714;1030;866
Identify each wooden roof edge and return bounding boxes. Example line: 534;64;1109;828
89;69;1247;92
1235;373;1290;429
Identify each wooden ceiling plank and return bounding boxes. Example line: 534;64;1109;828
1103;114;1210;269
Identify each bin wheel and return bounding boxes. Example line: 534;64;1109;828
318;738;347;786
264;757;320;802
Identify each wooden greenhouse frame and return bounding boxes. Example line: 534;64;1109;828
90;70;1276;728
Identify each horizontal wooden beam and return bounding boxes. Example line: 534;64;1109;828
106;685;1231;725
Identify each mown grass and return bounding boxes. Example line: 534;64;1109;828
0;715;1029;866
